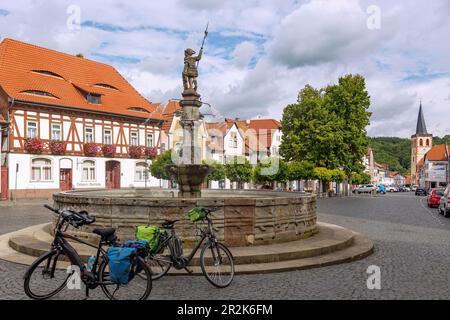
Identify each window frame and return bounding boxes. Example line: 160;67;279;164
27;121;38;139
103;128;112;145
85;127;94;143
146;132;154;147
30;158;52;182
130;131;139;146
51;123;62;141
81;160;96;182
134;162;149;182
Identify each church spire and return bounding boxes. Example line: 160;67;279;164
415;101;428;135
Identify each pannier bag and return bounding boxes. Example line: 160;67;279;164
136;225;161;253
106;247;137;285
188;207;207;222
122;240;149;258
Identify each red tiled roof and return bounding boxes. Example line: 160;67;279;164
0;38;162;120
155;100;181;132
425;145;450;161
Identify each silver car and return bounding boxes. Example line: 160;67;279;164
355;184;375;194
438;184;450;218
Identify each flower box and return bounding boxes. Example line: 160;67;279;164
83;143;99;156
145;147;158;159
48;140;67;155
129;145;144;159
24;138;45;154
101;144;116;158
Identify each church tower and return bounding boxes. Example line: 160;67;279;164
411;102;433;185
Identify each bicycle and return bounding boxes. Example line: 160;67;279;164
23;205;152;300
145;207;235;288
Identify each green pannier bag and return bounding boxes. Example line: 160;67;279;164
136;225;161;253
188;207;206;222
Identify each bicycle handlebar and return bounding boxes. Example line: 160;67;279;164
44;205;95;228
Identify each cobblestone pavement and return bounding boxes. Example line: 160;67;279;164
0;193;449;300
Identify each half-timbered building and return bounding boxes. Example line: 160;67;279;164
0;39;164;199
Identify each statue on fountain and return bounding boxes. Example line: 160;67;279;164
182;48;203;95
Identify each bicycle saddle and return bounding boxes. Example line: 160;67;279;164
93;227;116;239
162;219;179;229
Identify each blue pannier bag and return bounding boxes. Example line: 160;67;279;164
106;247;137;285
122;240;149;258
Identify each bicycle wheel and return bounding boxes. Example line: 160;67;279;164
24;250;72;300
99;256;152;300
146;246;172;280
200;242;235;288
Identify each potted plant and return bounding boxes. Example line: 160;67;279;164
129;145;144;159
24;137;45;154
145;146;158;160
83;143;99;157
101;144;116;158
48;140;67;155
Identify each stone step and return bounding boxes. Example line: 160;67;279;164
7;222;354;266
166;232;373;275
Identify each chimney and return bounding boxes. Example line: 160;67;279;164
75;53;84;58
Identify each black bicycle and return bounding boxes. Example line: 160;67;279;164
23;205;152;300
145;207;235;288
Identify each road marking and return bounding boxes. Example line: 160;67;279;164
419;197;445;227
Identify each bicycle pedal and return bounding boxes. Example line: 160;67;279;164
184;267;194;274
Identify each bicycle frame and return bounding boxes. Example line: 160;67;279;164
48;214;108;282
155;216;217;267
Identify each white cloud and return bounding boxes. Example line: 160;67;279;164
0;0;449;138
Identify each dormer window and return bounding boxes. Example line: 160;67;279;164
128;107;150;113
21;90;59;99
94;83;119;90
86;93;101;104
31;70;64;80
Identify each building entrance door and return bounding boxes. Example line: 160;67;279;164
105;161;121;189
59;169;72;191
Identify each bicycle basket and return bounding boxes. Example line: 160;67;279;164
188;207;206;222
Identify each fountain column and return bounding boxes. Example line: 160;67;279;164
166;45;212;198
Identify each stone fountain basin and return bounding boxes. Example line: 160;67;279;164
52;189;317;247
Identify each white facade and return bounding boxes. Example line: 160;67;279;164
8;153;161;191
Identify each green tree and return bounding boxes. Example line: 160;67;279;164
287;161;315;181
313;167;333;192
203;160;226;183
351;172;371;185
224;156;253;189
253;157;289;185
329;169;346;183
280;75;371;179
150;150;174;181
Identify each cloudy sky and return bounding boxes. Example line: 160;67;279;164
0;0;449;137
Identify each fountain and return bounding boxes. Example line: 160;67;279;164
166;43;212;198
52;33;318;247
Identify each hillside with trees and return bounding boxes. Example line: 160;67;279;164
368;135;450;176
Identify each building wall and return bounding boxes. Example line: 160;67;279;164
411;135;433;184
8;153;161;199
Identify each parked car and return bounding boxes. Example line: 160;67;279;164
398;186;409;192
415;187;427;196
386;186;398;192
411;185;418;192
427;188;445;208
438;184;450;218
355;184;375;194
377;185;386;194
